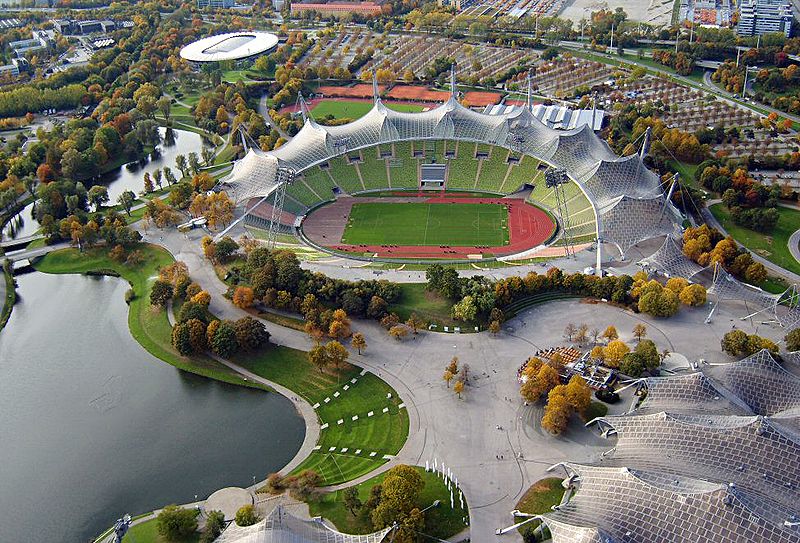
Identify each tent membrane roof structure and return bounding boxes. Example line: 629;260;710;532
539;349;800;543
221;85;683;259
180;31;279;63
214;505;392;543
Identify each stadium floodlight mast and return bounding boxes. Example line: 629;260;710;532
545;168;575;258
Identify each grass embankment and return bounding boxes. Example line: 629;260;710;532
710;203;800;276
240;347;409;486
34;244;255;388
308;466;468;540
1;263;15;331
515;477;566;540
310;99;425;121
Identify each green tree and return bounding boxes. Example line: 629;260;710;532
452;295;477;322
343;486;362;516
235;504;259;527
210;320;239;357
200;510;225;543
721;329;749;356
87;185;109;211
156;505;198;541
117;189;136;216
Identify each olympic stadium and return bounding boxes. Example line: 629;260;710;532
222;75;682;269
180;31;279;65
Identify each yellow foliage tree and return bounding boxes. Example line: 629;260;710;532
603;340;630;368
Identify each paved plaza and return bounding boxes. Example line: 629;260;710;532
141;224;787;541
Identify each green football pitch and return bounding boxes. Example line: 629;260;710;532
341;202;509;246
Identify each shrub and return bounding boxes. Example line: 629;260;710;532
156;505;198;541
786;328;800;351
235;504;260;527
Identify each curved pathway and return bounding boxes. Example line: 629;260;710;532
139;224;787;542
789;227;800;266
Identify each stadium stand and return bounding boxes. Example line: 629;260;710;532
446;144;480;189
357;149;390;188
388;141;419;189
477;148;511;192
300;166;338;200
327;156;364;194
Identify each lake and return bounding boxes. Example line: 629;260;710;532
0;272;304;542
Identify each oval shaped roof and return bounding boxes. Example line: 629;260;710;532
180;31;279;62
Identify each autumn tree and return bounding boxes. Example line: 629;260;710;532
308;343;330;372
632;323;647;342
564;375;592;417
601;325;618;342
351;332;367;355
443;370;454;388
541;387;572;434
453;380;464;399
603;340;630;368
389;324;409;341
326;340;349;369
564;322;577;341
233;286;255;308
679;284;707;306
405;313;424;334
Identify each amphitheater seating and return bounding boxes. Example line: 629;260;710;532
301;166;337;201
280;193;308;216
502;155;542;192
477;148;511;193
327;156;364;194
388;141;419;189
446;143;480;189
285;181;318;207
357;150;389;189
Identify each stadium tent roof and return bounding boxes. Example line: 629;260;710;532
542;351;800;543
223;94;682;255
214;505;392;543
180;31;279;63
543;464;800;543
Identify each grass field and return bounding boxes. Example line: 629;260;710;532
308;466;468;540
311;100;425;121
239;347;409;486
710;203;800;276
342;202;509;246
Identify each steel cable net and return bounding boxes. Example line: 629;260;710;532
542;464;800;543
594;412;800;523
597;196;680;253
708;265;800;327
703;349;800;417
639;233;706;279
214;505;392;543
221;149;281;205
634;373;751;415
582;154;662;204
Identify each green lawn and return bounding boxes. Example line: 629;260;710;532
388;283;463;329
311;100;425;121
308;466;468;540
515;477;565;540
33;245;255;388
342;202;509;247
121;516;199;543
710;204;800;276
239;346;409;486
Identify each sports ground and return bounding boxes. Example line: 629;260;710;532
302;194;556;259
341;202;508;246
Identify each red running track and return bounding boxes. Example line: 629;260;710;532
307;196;555;259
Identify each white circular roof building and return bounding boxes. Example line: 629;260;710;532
180;31;279;63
